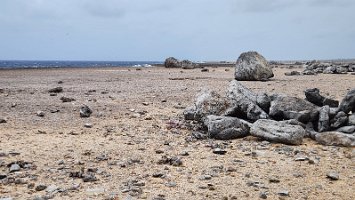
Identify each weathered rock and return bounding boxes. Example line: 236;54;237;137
315;132;355;147
234;51;274;81
212;148;227;155
164;57;180;68
48;87;63;93
35;184;47;191
227;80;270;112
304;88;339;107
183;90;229;122
80;105;92;118
349;113;355;125
204;115;250;140
335;65;348;74
269;94;319;123
330;111;348;129
301;70;316;75
181;60;196;69
284;71;301;76
336;126;355;134
323;66;336;74
250;119;306;145
225;81;269;121
338;89;355;114
318;106;330;132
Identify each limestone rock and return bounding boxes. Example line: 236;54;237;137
250;119;306;145
304;88;338;107
164;57;181;68
204;115;250;140
315;132;355;147
234;51;274;81
336;126;355;134
183;90;229;122
269;94;319;123
225;81;269;121
318;106;330;132
338;89;355;114
330;111;348;129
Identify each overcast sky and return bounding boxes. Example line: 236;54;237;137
0;0;354;61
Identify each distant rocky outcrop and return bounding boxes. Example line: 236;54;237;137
302;61;355;75
184;80;355;147
235;51;274;81
164;57;197;69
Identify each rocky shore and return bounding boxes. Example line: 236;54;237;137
0;64;354;199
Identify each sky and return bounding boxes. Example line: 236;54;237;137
0;0;354;61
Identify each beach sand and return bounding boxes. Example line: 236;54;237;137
0;67;354;199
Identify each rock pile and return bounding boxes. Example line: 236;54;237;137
302;61;355;75
184;80;355;147
235;51;274;81
164;57;197;69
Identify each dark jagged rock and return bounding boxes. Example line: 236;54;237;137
204;115;251;140
234;51;274;81
48;87;63;93
225;80;269;121
60;96;76;103
315;132;355;147
318;106;330;132
250;119;306;145
164;57;181;68
304;88;339;107
338;89;355;114
269;94;319;123
330;111;348;129
183;90;229;122
80;105;92;118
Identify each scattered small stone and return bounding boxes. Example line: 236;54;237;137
11;103;17;107
212;148;227;155
0;174;7;180
326;172;339;180
142;102;149;106
165;181;177;187
80;105;92;118
49;93;57;96
9;164;21;172
259;191;268;199
152;172;165;178
201;68;209;72
57;81;63;84
84;123;93;128
277;190;289;197
269;176;280;183
157;156;183;166
37;130;47;134
36;111;45;117
82;173;98;182
60;96;76;103
48;87;63;93
35;184;47;191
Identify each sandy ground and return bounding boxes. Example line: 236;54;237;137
0;67;354;200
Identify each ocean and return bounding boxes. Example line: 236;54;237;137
0;60;163;69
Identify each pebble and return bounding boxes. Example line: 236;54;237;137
259;191;268;199
326;172;339;180
9;164;21;172
48;87;63;93
277;190;289;196
35;184;47;191
84;123;93;128
212;148;227;155
36;111;45;117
